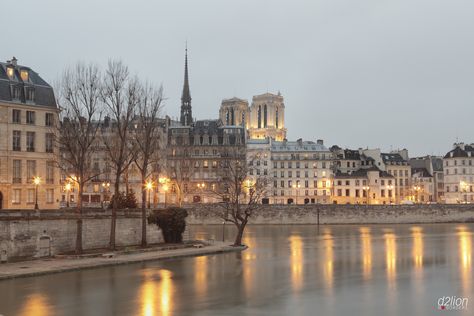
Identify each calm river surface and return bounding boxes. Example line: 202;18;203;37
0;223;472;316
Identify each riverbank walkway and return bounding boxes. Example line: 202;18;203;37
0;241;245;280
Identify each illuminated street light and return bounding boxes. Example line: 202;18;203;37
145;180;154;208
33;176;41;210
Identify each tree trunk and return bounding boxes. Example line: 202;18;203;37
233;223;246;246
141;171;147;247
110;178;119;250
75;183;84;254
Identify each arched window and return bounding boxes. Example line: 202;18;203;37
276;107;279;128
258;105;261;128
263;104;268;128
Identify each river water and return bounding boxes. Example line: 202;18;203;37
0;223;472;316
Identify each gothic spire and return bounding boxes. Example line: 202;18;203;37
180;45;193;126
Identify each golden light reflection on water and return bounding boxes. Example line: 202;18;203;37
359;227;372;280
411;227;424;269
139;269;173;316
242;236;256;297
384;232;397;289
18;293;53;316
195;256;208;297
289;234;303;291
322;229;334;292
457;226;472;295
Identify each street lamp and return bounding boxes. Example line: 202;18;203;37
145;180;154;208
363;186;370;205
33;176;41;210
387;184;394;204
64;182;72;207
292;183;301;205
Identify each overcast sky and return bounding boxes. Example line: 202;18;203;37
4;0;474;156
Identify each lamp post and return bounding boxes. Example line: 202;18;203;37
197;182;206;203
387;184;394;205
292;183;301;205
145;180;154;209
65;182;72;207
33;176;41;210
363;185;370;205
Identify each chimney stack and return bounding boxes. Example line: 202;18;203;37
317;139;324;145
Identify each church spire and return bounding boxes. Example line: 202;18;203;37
180;44;193;126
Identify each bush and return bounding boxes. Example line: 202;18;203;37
148;207;188;243
108;191;138;209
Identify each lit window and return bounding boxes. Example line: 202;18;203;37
20;70;29;81
6;67;14;79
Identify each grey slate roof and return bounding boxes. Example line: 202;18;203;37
444;144;474;159
335;166;393;179
0;59;57;107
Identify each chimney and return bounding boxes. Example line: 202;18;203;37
297;138;303;146
11;57;17;66
317;139;324;145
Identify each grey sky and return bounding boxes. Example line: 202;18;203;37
4;0;474;156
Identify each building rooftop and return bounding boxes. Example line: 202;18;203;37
0;57;57;108
444;143;474;159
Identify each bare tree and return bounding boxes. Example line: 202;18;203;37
133;83;164;247
57;62;102;254
209;149;268;246
101;60;139;250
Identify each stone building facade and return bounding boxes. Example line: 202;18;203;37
0;57;61;210
219;92;287;141
248;138;333;204
443;143;474;204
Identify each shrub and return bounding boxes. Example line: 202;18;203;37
108;191;138;209
148;207;188;243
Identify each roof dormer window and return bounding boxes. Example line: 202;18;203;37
6;66;14;79
20;70;29;82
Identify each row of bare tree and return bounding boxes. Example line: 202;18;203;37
57;61;164;254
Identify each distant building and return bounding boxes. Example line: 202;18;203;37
443;143;474;204
248;138;332;204
219;92;287;141
0;57;61;209
409;156;444;203
166;49;246;204
332;167;395;205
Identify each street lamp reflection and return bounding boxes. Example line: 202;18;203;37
289;234;303;292
457;226;472;295
359;227;372;280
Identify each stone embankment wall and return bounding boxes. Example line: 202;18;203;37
185;204;474;225
0;209;162;261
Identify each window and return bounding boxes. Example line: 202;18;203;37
6;66;14;79
345;189;350;196
212;160;218;168
12;189;21;204
13;160;21;183
45;133;54;153
12;130;21;151
27;189;35;204
203;160;208;168
27;160;36;181
281;181;284;188
12;109;21;123
337;189;342;196
46;189;54;203
46;161;55;184
381;189;385;197
20;70;29;81
355;189;360;197
26;111;35;124
26;132;35;152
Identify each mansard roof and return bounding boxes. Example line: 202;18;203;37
335;166;393;179
0;58;57;107
444;144;474;159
